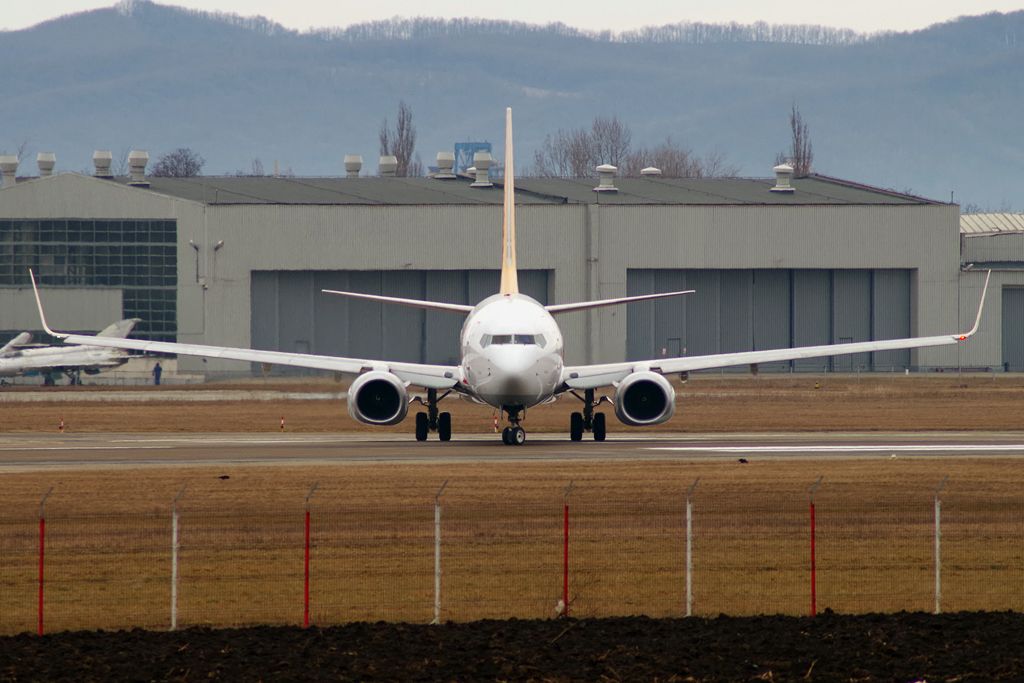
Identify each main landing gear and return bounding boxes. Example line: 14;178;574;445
413;388;452;442
570;388;607;442
500;406;527;446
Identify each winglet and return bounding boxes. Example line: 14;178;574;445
28;269;67;339
499;107;519;296
958;269;992;340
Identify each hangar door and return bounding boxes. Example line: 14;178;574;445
627;269;912;372
1003;287;1024;372
251;270;549;372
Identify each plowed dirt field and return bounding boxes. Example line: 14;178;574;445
3;612;1024;682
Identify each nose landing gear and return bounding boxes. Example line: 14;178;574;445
413;388;452;442
570;388;608;442
500;405;527;445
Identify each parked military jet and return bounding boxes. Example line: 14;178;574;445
0;319;141;385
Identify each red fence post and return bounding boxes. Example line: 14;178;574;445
303;483;318;628
561;481;574;617
304;509;311;628
37;487;53;636
808;476;823;617
38;516;45;636
809;500;816;616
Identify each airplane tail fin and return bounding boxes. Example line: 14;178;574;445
97;318;142;338
499;107;519;296
0;332;32;354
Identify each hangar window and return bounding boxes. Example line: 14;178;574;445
0;219;178;342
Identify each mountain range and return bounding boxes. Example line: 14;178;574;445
2;1;1021;209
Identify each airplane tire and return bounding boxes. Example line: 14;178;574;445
501;427;512;444
570;412;584;441
593;412;607;442
511;426;526;445
438;412;452;442
415;412;429;441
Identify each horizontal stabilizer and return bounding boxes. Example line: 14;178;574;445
322;289;474;314
546;290;695;315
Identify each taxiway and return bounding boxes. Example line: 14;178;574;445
2;432;1024;471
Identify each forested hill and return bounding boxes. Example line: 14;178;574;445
2;1;1021;208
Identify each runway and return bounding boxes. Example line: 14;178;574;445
2;432;1024;471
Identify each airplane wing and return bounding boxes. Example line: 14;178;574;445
30;271;460;390
562;271;992;390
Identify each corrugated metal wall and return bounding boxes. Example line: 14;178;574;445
627;269;911;371
251;270;549;370
963;233;1024;265
1002;287;1024;371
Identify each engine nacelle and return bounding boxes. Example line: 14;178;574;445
614;371;676;426
347;371;409;425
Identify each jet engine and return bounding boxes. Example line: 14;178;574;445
613;371;676;426
347;371;409;425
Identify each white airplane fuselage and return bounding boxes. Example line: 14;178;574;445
460;293;564;409
0;346;129;377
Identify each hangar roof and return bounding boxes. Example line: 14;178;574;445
107;173;936;207
960;213;1024;235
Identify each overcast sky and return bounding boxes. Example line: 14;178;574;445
3;0;1023;33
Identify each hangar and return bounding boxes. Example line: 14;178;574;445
0;152;1017;379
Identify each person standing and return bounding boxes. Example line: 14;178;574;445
152;362;162;386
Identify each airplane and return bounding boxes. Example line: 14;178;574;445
29;108;990;444
0;319;141;385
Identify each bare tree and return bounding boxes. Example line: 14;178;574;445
532;131;574;177
378;101;417;177
232;159;267;177
1;140;31;163
151;148;205;177
531;116;631;177
590;115;631;168
775;103;813;176
623;138;739;178
532;116;736;178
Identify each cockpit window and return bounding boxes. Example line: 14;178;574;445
481;333;545;347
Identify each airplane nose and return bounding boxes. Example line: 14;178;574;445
490;347;536;375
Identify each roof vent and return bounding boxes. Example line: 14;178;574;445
128;150;150;187
470;151;493;187
378;155;398;177
93;150;113;178
771;163;795;193
594;164;618;193
37;153;56;177
640;166;662;177
344;154;362;178
0;155;18;188
434;151;456;179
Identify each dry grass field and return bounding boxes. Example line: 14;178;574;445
1;374;1022;635
1;458;1022;634
2;373;1023;433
